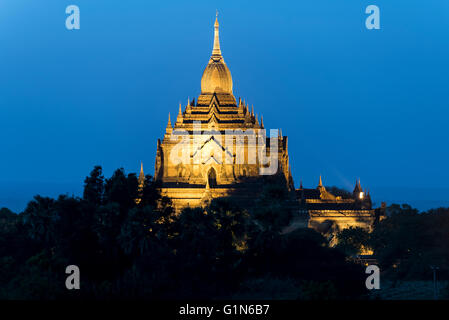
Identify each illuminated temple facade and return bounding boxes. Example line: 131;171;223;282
145;16;383;235
153;16;292;211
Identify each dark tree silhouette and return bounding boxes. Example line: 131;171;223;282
83;166;104;206
1;166;416;300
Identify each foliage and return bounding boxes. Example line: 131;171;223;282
370;204;449;280
335;227;371;256
251;177;294;232
0;166;373;300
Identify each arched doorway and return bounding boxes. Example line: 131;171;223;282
208;168;217;188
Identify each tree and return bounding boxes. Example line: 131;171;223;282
119;206;159;256
369;204;449;280
21;196;57;245
335;227;371;256
252;177;293;232
0;208;17;233
139;175;161;208
104;168;137;213
243;227;367;299
83;165;104;206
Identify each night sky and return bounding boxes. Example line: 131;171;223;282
0;0;448;212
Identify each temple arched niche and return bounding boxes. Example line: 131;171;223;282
207;167;217;188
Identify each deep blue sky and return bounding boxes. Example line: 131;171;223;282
0;0;448;212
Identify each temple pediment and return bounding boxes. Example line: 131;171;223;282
191;136;233;165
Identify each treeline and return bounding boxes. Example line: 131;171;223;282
2;166;448;299
0;166;368;300
336;204;449;283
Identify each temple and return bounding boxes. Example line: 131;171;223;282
143;15;384;238
297;177;385;243
152;14;292;211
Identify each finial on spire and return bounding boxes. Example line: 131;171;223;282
165;113;173;135
176;103;183;125
300;180;303;189
318;175;323;187
260;115;264;128
166;113;172;129
212;12;222;58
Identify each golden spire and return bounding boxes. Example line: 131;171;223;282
176;103;183;125
200;12;233;95
318;175;323;187
165;113;173;134
212;11;221;57
139;162;145;184
135;162;145;205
